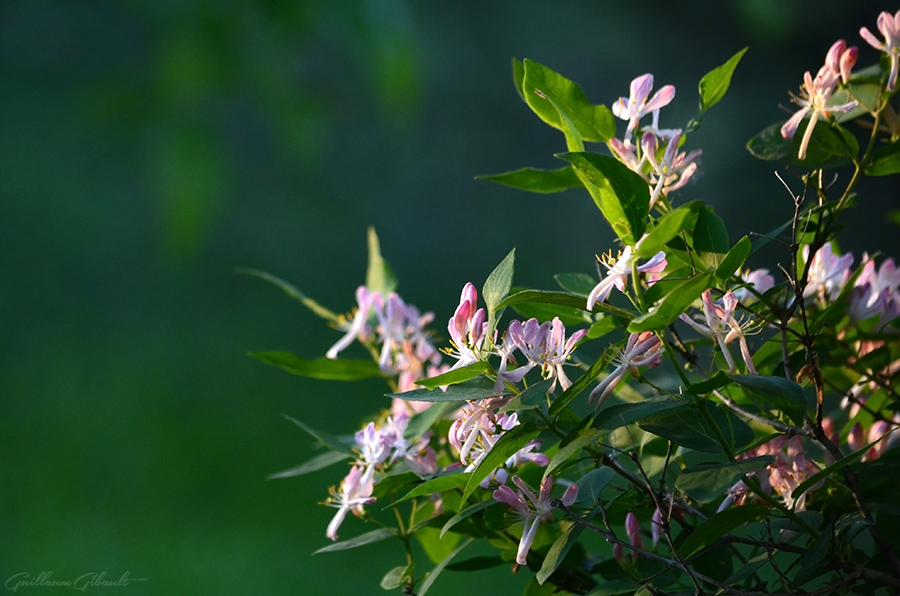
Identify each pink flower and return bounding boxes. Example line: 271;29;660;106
493;476;578;565
860;10;900;91
588;331;663;408
803;244;854;302
781;66;857;160
824;39;858;85
680;290;758;374
732;268;775;304
641;130;702;207
500;317;587;392
327;286;380;359
325;465;377;541
612;74;676;139
447;283;487;370
587;246;667;310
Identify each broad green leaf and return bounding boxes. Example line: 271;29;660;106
693;207;729;270
593;397;687;432
476;166;584;193
557;152;649;246
236;268;340;323
282;414;354;455
463;423;542;501
835;74;882;122
539;89;585;152
267;450;351;480
699;47;748;112
638;404;753;453
441;499;495;537
677;505;767;558
746;120;859;169
508;292;587;327
627;272;712;332
366;227;398;296
675;457;773;503
574;467;616;505
250;352;383;381
499;378;555;413
554;272;598;296
497;289;635;321
544;428;603;478
389;376;507;402
416;526;462;565
729;374;810;426
380;565;410;590
537;505;601;584
415;361;490;390
522;59;616;142
512;58;526;102
715;235;752;281
314;528;398;554
396;472;470;504
685;371;732;395
418;538;474;596
483;248;516;339
864;140;900;176
635;205;694;259
372;472;420;499
405;401;466;440
549;352;609;417
587;316;619;339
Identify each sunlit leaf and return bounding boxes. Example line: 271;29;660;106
314;528;398;554
396;472;470;504
476;166;584;193
635;205;694;259
415;361;490;390
250;352;383;381
627;272;712;332
483;248;515;339
366;227;398;296
747;120;859;169
699;47;748;112
693;206;729;270
864;140;900;176
236;268;340;323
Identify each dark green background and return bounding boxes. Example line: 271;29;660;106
3;1;896;594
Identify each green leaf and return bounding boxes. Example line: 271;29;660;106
508;293;587;327
537;505;601;584
677;505;767;558
483;248;516;339
314;528;398;554
864;140;900;176
538;89;586;152
476;166;584;194
522;59;615;142
544;428;603;479
405;401;466;440
512;58;526;102
729;374;809;426
282;415;355;455
693;207;729;270
395;473;471;505
699;47;748;112
250;352;383;381
587;316;619;339
445;556;504;572
548;352;609;417
574;467;616;505
415;362;490;390
554;272;598;296
635;205;694;259
638;404;754;453
747;120;859;169
418;538;474;596
441;499;495;537
585;580;642;596
366;227;398;296
499;378;555;413
380;565;410;590
557;152;649;246
593;397;688;432
685;371;732;395
267;450;351;480
791;433;892;502
675;457;773;503
236;268;340;323
462;423;542;502
627;272;712;332
416;526;462;565
715;236;752;281
389;376;507;402
497;289;635;321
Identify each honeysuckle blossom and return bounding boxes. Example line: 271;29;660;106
447;283;487;370
493;475;578;565
612;74;676;139
651;507;664;547
781;65;857;160
587;246;667;310
588;331;663;408
641;131;702;207
680;290;758;374
327;286;379;359
824;39;859;85
802;244;854;302
498;317;587;392
374;293;440;375
860;9;900;91
767;436;822;511
325;464;376;541
732;268;775;304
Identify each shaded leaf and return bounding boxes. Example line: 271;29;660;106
686;371;732;395
593;397;688;432
864;140;900;176
441;499;495;538
314;528;398;554
537;506;601;584
557;151;649;246
499;378;555;413
554;272;599;296
418;538;474;596
747;121;859;169
497;289;635;321
445;556;504;572
236;268;339;323
574;467;617;505
548;352;609;417
282;414;354;455
267;450;351;480
715;236;752;281
389;376;507;403
791;432;893;502
250;352;383;381
544;428;603;479
675;457;773;503
693;207;729;270
678;505;767;558
396;472;471;504
729;374;809;426
405;401;466;440
639;404;753;453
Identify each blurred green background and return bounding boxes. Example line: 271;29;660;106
3;1;897;594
